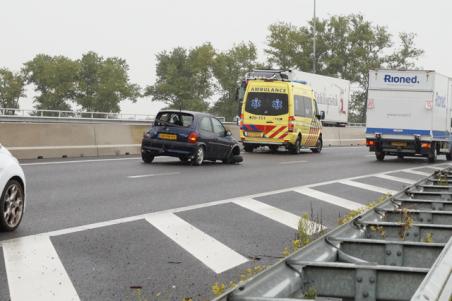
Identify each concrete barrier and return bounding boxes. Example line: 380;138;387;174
322;126;365;147
0;122;365;159
0;122;148;159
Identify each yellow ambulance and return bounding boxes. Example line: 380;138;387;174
239;71;325;154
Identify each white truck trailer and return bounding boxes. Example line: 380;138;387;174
366;69;452;162
239;70;350;126
286;70;350;126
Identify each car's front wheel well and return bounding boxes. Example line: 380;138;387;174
232;146;240;156
10;176;24;192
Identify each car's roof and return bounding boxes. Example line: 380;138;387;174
157;110;213;118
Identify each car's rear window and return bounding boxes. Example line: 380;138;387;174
245;92;289;116
154;112;194;127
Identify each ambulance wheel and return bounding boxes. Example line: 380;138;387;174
269;145;279;152
290;137;301;154
376;152;385;161
428;144;437;163
311;138;322;153
244;144;254;153
397;155;404;159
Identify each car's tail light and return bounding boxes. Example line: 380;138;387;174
366;139;375;146
288;116;295;132
188;132;199;144
239;114;243;128
421;142;431;149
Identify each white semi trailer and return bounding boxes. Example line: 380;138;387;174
366;69;452;162
239;70;350;126
286;70;350;126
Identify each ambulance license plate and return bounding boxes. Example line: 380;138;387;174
392;142;407;147
247;132;263;138
159;133;177;140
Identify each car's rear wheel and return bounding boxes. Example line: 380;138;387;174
192;146;205;166
141;152;154;163
0;179;24;232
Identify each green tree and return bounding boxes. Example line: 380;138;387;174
0;68;25;114
265;20;328;73
145;43;215;111
211;42;259;120
386;33;424;70
265;14;424;123
23;54;79;111
76;51;140;113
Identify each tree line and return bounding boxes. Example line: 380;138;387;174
0;14;423;122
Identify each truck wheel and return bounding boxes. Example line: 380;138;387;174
244;144;254;153
446;153;452;161
428;144;437;163
311;138;323;153
290;137;301;154
141;152;154;163
375;152;385;161
397;155;404;159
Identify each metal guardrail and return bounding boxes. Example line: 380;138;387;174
0;108;228;124
0;107;155;121
215;168;452;301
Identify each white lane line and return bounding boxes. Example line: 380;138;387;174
423;166;444;170
403;169;432;176
279;160;307;165
3;236;80;301
338;179;398;195
128;172;180;179
374;174;417;185
232;198;324;233
20;156;175;166
145;213;248;274
2;163;445;247
293;187;362;210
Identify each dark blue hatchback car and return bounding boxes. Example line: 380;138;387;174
141;110;243;165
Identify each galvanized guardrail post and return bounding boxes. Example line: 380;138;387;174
214;168;452;301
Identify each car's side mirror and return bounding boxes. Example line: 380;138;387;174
225;130;232;137
316;111;325;120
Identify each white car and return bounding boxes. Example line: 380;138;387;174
0;144;25;231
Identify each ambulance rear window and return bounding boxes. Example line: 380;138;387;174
245;93;288;116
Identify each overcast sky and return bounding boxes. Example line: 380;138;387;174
1;0;451;116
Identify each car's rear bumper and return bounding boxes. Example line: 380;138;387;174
141;139;197;157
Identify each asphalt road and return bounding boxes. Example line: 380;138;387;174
0;146;448;301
